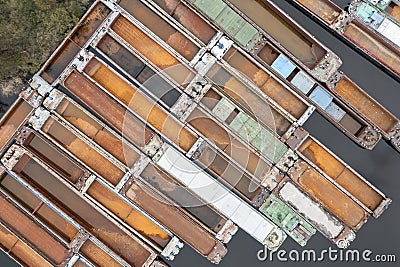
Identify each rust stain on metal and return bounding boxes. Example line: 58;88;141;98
0;0;394;264
112;16;179;68
0;195;69;265
334;76;397;133
297;0;341;23
344;22;400;75
299;138;384;211
119;0;199;60
42;117;124;186
0;100;32;150
88;181;171;247
63;71;154;148
80;240;123;267
0;224;51;267
126;181;225;257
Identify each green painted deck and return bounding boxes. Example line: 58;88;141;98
188;0;262;50
211;96;288;164
260;194;316;246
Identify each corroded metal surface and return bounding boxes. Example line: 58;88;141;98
0;0;394;265
291;0;400;77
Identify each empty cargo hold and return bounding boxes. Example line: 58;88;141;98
352;1;400;47
333;76;398;134
118;0;200;61
0;173;78;243
23;131;87;185
223;48;310;120
111;15;195;85
40;2;111;84
0;191;70;265
61;72;155;149
0;0;394;265
124;178;228;263
298;137;387;212
87;180;172;248
0;223;52;267
291;0;400;76
96;34;182;108
52;97;141;168
278;182;346;241
79;239;123;267
289;161;368;230
196;144;265;201
111;16;177;67
259;194;316;246
187;0;326;68
41;116;125;186
185;0;263;50
206;64;293;136
148;0;217;44
288;71;369;137
83;58;198;152
140;163;228;233
0;99;33;151
81;51;279;183
7;155;155;266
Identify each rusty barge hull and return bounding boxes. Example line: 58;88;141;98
292;132;391;218
64;43;268;204
183;0;342;82
149;0;397;151
106;0;314;131
288;0;400;81
66;54;267;208
100;0;399;154
57;18;378;251
0;0;394;265
44;93;230;238
0;161;157;267
1;147;159;267
33;93;229;262
16;129;174;250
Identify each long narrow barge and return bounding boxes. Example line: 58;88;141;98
39;0;392;248
28;101;229;263
350;0;400;48
179;0;400;151
0;168;165;267
100;1;392;231
0;148;162;267
140;0;398;152
183;0;342;82
57;58;286;250
56;55;381;249
44;93;234;242
0;0;394;265
288;0;400;80
288;128;391;218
